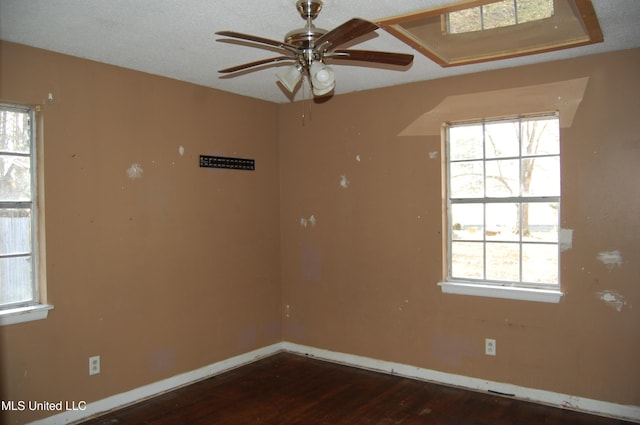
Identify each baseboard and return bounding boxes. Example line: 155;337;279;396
27;343;283;425
28;341;640;424
282;342;640;423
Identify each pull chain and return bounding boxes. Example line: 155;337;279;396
301;77;307;126
301;76;313;127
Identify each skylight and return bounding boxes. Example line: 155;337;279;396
376;0;603;67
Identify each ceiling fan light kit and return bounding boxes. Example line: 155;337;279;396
310;61;336;96
215;0;414;98
276;65;304;93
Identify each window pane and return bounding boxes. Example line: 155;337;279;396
0;105;37;309
485;120;519;158
523;202;558;242
449;124;483;160
522;156;560;196
522;243;558;284
451;204;484;241
486;242;519;282
0;155;31;201
482;1;516;30
450;161;484;198
517;0;555;24
521;116;559;156
448;0;554;34
0;256;33;305
447;114;559;288
486;159;519;197
0;110;31;154
448;7;482;34
451;241;483;279
486;203;519;241
0;209;32;255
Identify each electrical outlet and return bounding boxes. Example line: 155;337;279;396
89;355;100;375
485;339;496;356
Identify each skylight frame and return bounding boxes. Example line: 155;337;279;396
376;0;603;67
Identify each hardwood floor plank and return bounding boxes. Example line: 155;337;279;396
79;353;635;425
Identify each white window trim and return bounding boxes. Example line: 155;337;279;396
438;281;562;303
440;114;563;303
1;103;51;324
0;304;53;326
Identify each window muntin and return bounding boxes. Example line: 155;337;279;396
0;104;38;309
447;0;555;34
446;114;560;288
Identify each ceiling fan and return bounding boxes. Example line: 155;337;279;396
215;0;414;97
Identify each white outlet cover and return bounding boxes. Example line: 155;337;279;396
485;339;497;356
89;355;101;375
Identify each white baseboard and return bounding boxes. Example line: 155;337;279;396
27;343;283;425
282;342;640;423
28;341;640;424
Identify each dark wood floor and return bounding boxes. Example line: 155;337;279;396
80;352;634;425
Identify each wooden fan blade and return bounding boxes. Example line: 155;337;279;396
315;18;379;52
330;50;414;67
216;31;299;55
219;56;296;73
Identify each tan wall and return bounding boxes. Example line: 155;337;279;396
279;49;640;406
0;41;281;424
1;39;639;424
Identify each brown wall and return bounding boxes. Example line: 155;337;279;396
0;41;281;424
279;49;640;406
1;39;639;424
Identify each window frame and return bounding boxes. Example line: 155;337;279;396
438;113;563;303
0;102;52;325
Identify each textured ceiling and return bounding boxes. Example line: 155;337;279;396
1;0;639;103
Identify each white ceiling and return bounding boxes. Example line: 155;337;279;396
1;0;639;103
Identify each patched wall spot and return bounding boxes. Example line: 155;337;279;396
300;215;317;228
597;250;623;270
127;163;143;180
559;229;574;252
596;290;628;312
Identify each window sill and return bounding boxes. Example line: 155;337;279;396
0;304;54;326
438;281;563;303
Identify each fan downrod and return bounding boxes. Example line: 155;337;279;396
296;0;323;21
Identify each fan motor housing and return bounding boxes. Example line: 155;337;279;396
287;0;326;49
285;26;327;49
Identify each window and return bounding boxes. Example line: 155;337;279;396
439;114;563;303
0;103;51;325
447;0;554;34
